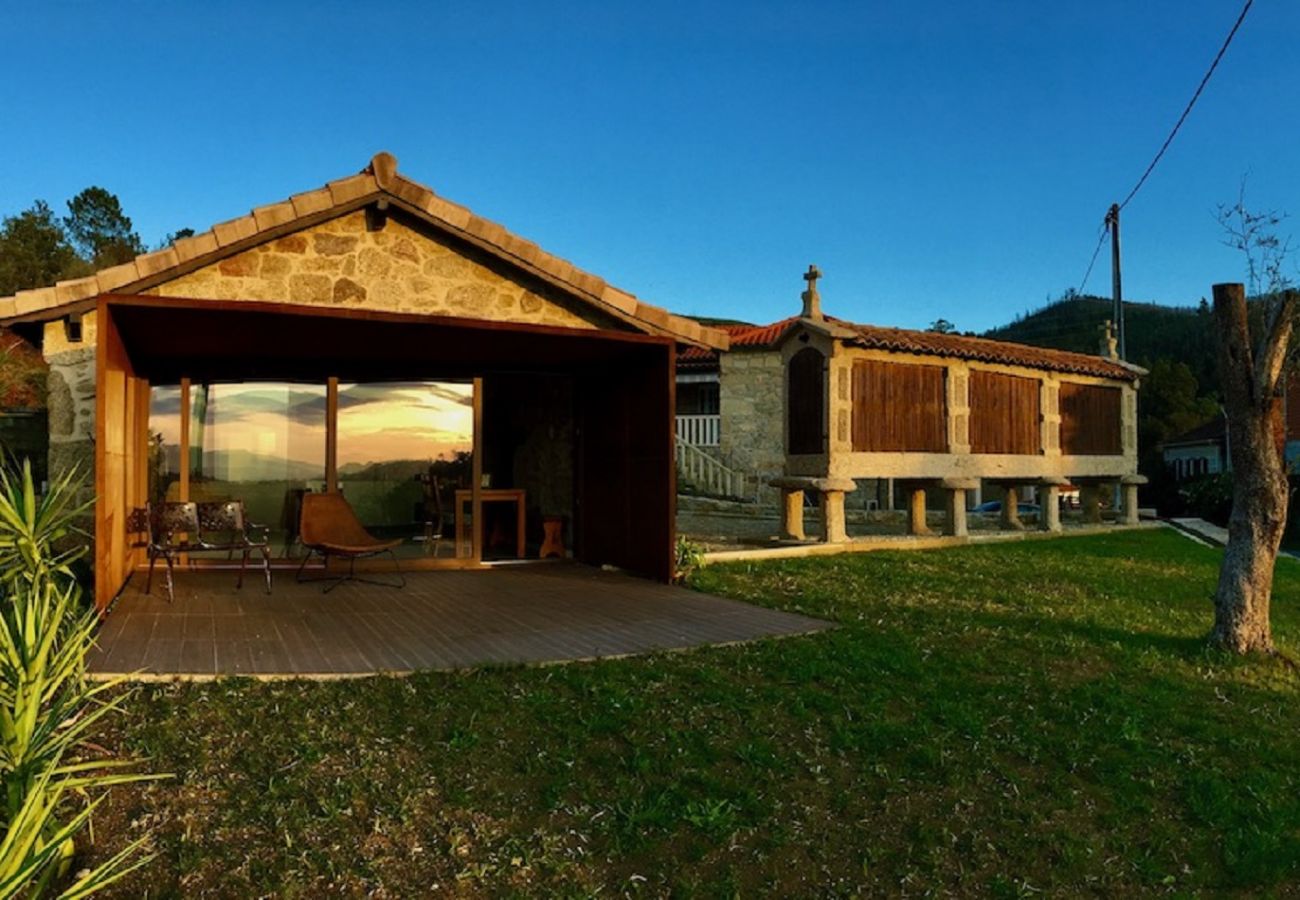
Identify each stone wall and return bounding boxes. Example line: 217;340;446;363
43;316;97;488
146;211;614;331
718;349;785;496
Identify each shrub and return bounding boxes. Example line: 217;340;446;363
0;460;162;896
675;535;705;582
1181;473;1234;527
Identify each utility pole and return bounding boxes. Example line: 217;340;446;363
1106;203;1125;360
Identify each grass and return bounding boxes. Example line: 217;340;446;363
84;529;1300;896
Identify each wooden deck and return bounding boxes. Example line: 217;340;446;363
88;563;829;679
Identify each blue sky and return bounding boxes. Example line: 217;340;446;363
2;1;1295;332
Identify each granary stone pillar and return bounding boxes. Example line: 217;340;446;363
1001;484;1025;531
1038;477;1070;533
1121;474;1148;526
820;490;847;543
906;485;930;536
779;487;806;541
771;476;856;543
1078;483;1107;524
940;478;978;538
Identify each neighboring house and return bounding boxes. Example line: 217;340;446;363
675;268;1144;539
1161;374;1300;479
0;152;729;606
1161;416;1227;480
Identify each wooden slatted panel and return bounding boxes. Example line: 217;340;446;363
788;347;825;455
1060;381;1123;455
851;359;948;452
969;370;1041;454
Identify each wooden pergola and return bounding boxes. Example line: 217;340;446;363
94;294;682;608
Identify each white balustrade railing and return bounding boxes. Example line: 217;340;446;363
675;414;720;448
675;440;754;501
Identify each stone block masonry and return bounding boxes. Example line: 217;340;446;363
718;350;785;497
143;211;613;332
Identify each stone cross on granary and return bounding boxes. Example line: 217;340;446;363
801;264;823;320
1099;318;1118;360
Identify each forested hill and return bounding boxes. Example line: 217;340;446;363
982;295;1217;389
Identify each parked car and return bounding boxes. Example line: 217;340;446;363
971;500;1040;516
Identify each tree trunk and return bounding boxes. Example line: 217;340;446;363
1210;283;1294;654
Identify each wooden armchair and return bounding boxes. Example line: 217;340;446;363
296;491;405;592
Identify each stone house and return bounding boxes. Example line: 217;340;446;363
0;153;729;606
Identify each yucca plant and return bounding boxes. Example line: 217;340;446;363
0;460;163;897
0;461;92;593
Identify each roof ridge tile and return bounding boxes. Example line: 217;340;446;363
0;151;727;350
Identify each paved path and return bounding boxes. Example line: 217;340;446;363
89;563;830;679
1168;518;1229;546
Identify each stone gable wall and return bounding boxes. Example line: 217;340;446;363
718;349;785;497
144;211;612;331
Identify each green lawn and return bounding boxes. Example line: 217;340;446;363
88;529;1300;897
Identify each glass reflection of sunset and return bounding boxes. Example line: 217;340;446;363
147;381;474;477
337;383;473;466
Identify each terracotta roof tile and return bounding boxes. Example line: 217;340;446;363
843;323;1138;380
54;278;98;305
676;315;1138;382
14;288;54;316
389;175;434;209
134;248;179;278
326;173;378;205
171;231;219;263
289;188;335;218
252;200;298;231
600;285;638;316
211;215;258;247
97;261;141;292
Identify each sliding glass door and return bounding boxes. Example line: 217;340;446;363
187;382;327;559
145;377;479;567
336;381;474;559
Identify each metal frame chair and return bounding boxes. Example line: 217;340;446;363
197;500;273;594
130;500;273;602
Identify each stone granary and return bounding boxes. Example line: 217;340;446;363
676;268;1145;541
0;153;729;607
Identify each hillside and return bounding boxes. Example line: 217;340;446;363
983;295;1218;392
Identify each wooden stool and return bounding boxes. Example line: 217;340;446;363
540;516;565;559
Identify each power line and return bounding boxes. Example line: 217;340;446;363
1118;0;1254;211
1077;221;1110;296
1071;1;1253;314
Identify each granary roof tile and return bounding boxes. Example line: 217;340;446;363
842;323;1140;381
678;316;1140;382
0;152;728;351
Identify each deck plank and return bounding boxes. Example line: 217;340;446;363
91;563;829;678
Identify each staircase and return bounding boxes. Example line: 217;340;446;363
675;439;757;502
